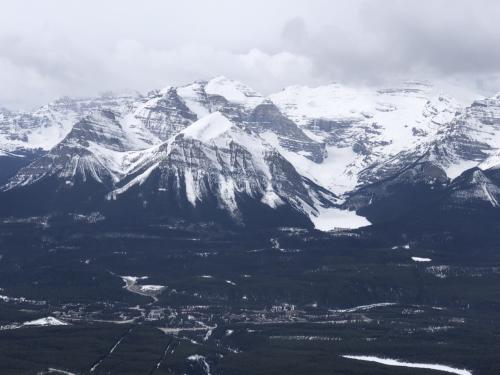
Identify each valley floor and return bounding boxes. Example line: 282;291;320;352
0;221;499;374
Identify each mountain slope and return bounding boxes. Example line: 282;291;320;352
0;110;360;229
0;110;148;216
269;81;462;193
0;93;139;153
108;112;343;227
344;93;500;222
1;77;499;231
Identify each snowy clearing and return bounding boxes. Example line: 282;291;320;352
330;302;397;314
342;355;472;375
47;368;76;375
22;317;68;327
138;285;164;292
310;207;371;231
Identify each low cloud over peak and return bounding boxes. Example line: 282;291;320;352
1;0;499;110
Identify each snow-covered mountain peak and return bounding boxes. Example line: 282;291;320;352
270;81;459;130
103;108;347;227
204;76;263;108
268;81;465;193
0;93;140;153
180;111;234;143
157;85;174;96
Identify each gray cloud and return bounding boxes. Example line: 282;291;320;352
1;0;499;110
280;1;500;86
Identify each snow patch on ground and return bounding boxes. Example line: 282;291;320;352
22;317;68;327
121;276;148;284
138;285;164;292
330;302;397;313
109;161;160;198
342;355;472;375
184;168;198;206
310;206;371;231
47;368;76;375
260;190;284;208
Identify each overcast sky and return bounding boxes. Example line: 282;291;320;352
1;0;500;110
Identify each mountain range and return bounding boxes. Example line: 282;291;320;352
1;76;499;231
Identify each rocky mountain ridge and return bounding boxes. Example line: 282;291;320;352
1;77;499;230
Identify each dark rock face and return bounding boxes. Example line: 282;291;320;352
247;101;326;163
248;101;308;139
485;165;500;185
64;110;128;151
356;149;425;186
206;94;247;123
306;118;365;148
134;88;198;140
